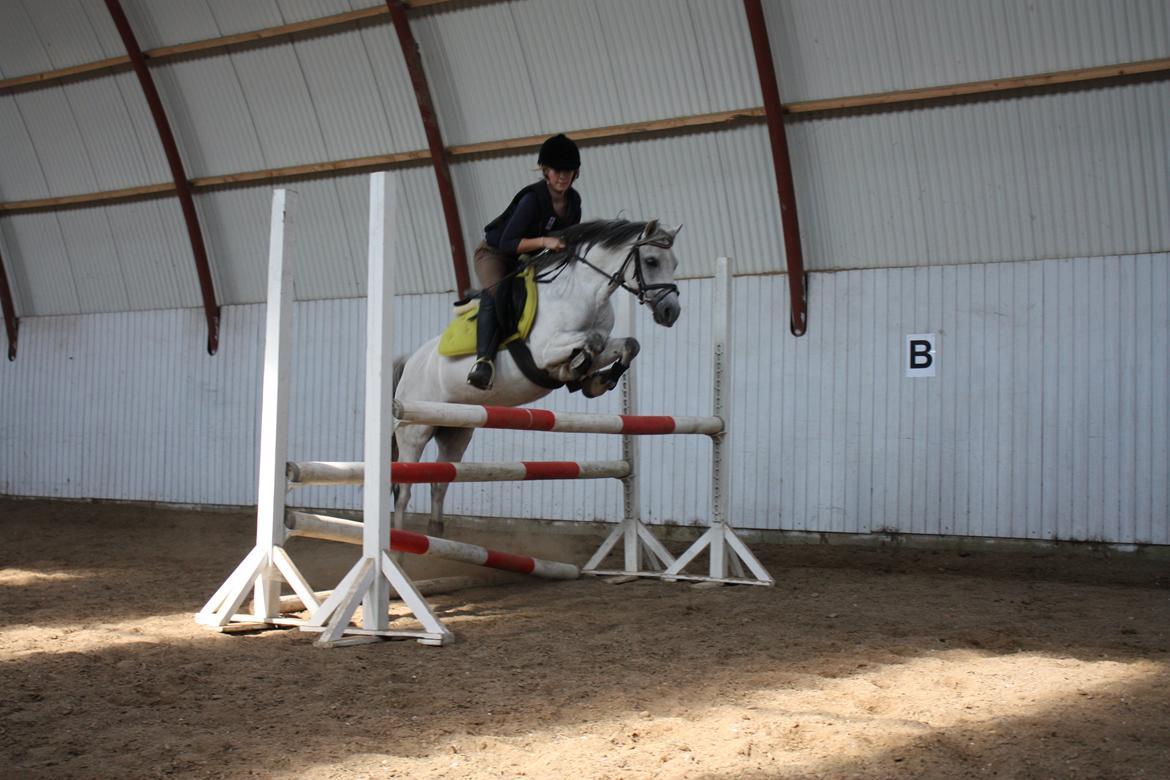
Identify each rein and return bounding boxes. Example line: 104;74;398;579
531;233;680;308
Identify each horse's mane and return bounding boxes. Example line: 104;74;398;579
528;219;651;271
559;219;648;251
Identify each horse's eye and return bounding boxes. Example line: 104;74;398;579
645;257;658;267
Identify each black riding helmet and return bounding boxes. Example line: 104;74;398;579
538;133;580;171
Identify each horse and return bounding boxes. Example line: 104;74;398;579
393;218;683;536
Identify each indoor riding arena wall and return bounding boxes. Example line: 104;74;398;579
1;252;1166;547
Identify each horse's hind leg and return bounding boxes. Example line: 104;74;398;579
428;426;475;537
393;423;435;530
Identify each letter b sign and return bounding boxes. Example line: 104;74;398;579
905;333;937;377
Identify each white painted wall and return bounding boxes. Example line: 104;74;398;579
2;252;1166;545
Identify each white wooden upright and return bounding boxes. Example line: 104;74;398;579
301;173;453;647
582;257;771;585
582;292;676;574
196;189;321;628
661;257;772;584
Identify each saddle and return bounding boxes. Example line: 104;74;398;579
438;266;537;358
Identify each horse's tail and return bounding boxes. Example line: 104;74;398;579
390;354;408;464
390;354;409;500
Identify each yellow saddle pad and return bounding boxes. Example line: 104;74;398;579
438;266;538;357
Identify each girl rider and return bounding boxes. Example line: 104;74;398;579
467;133;582;390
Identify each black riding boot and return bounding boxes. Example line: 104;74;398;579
467;290;500;390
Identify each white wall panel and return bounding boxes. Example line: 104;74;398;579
3;252;1166;544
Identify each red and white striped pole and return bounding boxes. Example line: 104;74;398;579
392;400;723;436
286;511;580;580
287;459;631;486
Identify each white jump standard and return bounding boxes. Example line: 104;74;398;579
389;258;773;587
198;172;771;650
197;175;591;647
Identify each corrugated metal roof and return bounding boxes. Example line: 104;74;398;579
152;58;267;176
3;89;101;196
148;24;424;179
121;0;226;51
766;0;1170;102
1;0;1168;317
0;72;168;200
193;169;453;306
418;0;763;146
1;199;200;315
0;94;49;200
791;79;1170;271
0;0;120;78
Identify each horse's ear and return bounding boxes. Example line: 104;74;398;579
668;223;682;238
642;219;658;239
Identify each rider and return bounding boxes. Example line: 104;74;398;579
466;133;582;390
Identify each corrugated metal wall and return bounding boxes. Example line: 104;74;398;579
3;1;1169;313
3;251;1166;545
1;1;1168;547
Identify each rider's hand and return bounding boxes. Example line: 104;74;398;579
544;236;566;251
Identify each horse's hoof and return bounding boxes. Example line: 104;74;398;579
569;349;592;374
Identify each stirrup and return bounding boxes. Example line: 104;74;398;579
467;358;495;390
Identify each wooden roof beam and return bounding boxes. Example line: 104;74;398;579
0;241;19;360
0;1;468;95
385;0;471;296
745;0;807;337
104;0;220;355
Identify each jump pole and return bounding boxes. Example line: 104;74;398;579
387;258;772;585
285;510;580;580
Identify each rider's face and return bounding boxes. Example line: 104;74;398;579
544;167;575;194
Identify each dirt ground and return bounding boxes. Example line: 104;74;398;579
1;497;1168;779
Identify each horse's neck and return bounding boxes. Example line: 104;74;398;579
531;246;626;336
550;246;627;306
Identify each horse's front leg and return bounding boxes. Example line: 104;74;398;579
540;330;609;383
580;337;640;398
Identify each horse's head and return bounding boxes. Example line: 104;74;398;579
552;218;683;327
633;219;682;327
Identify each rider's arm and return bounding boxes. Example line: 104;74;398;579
516;236;562;254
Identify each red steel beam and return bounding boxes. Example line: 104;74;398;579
104;0;221;354
0;242;18;360
385;0;472;296
743;0;808;336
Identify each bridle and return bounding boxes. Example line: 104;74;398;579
535;229;681;308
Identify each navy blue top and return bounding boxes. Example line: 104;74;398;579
484;180;582;255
